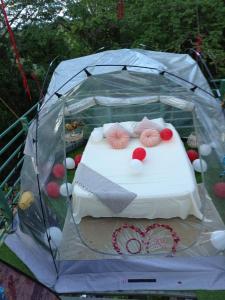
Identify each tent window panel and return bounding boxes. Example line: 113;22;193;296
167;116;193;124
111;103;160;114
67;103;194;138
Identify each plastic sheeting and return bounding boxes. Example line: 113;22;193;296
9;49;225;292
62;71;225;159
27;70;225;158
43;49;214;110
6;229;225;292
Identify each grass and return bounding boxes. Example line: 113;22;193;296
197;291;225;300
0;243;34;278
66;145;85;183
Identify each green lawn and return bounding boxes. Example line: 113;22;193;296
0;243;34;278
197;291;225;300
66;145;85;182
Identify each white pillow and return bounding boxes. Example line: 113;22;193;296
90;127;103;143
120;121;137;137
103;123;115;137
103;122;136;137
150;117;165;129
102;118;165;137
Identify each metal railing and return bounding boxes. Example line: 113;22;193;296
0;102;38;241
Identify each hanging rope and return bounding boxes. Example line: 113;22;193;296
1;0;32;101
194;0;202;59
0;96;19;119
195;0;200;35
117;0;125;20
195;35;202;54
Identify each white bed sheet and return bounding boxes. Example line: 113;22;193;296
72;124;203;224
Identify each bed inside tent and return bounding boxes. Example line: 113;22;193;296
6;49;225;293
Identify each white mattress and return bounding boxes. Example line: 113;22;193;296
72;124;203;224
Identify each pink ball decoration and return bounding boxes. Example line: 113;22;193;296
140;129;161;147
46;182;60;198
106;126;130;149
213;182;225;198
74;154;82;166
132;147;146;161
52;163;65;179
160;128;173;141
187;150;199;162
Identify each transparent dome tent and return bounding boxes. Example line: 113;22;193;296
6;49;225;293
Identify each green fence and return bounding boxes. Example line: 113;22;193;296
0;102;38;242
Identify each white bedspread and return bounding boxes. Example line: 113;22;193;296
72;124;203;224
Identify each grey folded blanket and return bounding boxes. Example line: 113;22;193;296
74;163;137;213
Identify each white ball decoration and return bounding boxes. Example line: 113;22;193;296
192;158;207;173
43;226;62;250
130;159;143;174
60;182;73;196
187;133;197;148
65;157;75;169
210;230;225;251
90;129;103;143
199;144;212;156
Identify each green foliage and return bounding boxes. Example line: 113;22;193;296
0;0;225;133
0;37;30;131
197;291;225;300
122;0;225;75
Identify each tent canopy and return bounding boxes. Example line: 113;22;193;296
44;48;214;110
38;49;225;159
6;49;225;293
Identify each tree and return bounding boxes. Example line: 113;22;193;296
0;0;225;132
